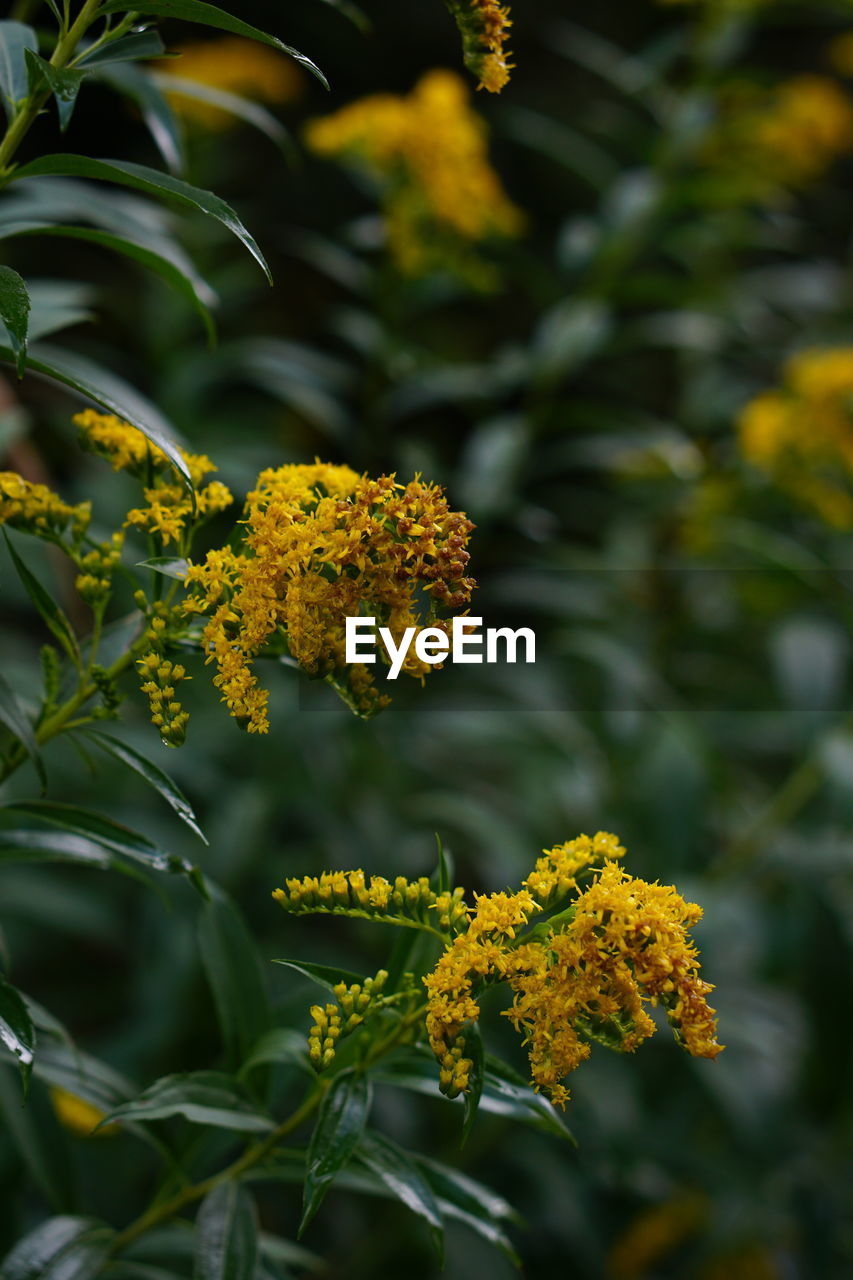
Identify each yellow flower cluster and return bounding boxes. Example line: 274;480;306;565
74;410;233;548
707;76;853;196
309;970;389;1068
445;0;514;94
159;36;303;130
273;869;470;935
424;835;722;1108
0;471;90;541
305;71;523;285
738;348;853;527
184;461;475;728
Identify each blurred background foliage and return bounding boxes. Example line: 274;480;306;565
3;0;853;1276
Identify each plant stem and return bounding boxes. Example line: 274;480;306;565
0;0;103;176
109;1085;328;1255
109;1002;430;1257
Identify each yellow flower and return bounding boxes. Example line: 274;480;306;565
305;70;523;286
185;461;475;728
423;837;722;1108
607;1194;707;1280
0;471;90;540
157;36;303;129
50;1088;116;1137
74;410;233;548
706;76;853;197
445;0;514;94
738;348;853;527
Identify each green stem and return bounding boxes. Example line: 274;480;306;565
109;1084;328;1256
0;0;103;176
109;1002;430;1257
0;641;137;784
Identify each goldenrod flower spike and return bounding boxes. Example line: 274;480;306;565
445;0;514;93
423;835;722;1109
185;462;476;728
272;871;469;936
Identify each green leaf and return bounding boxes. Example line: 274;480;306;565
0;1068;74;1211
272;959;366;994
0;341;192;487
198;887;272;1064
24;51;86;131
0;1217;113;1280
301;1070;371;1233
26;1039;134;1115
0;225;215;340
0;802;202;884
193;1182;258;1280
82;731;207;844
0;669;45;789
416;1156;519;1227
99;1072;274;1134
356;1131;443;1260
15;280;94;343
0;973;34;1092
10;157;271;285
77;30;166;69
135;556;189;581
93;64;184;176
0;22;37;123
150;73;292;156
238;1029;312;1080
4;532;80;665
99;1;328;89
0;265;29;374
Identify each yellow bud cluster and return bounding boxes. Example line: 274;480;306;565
0;471;90;542
308;1003;342;1069
272;870;469;934
136;651;190;747
74;533;124;606
307;971;390;1069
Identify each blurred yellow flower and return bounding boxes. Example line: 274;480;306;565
739;348;853;527
0;471;90;540
707;76;853;196
158;36;302;129
50;1088;116;1137
607;1194;707;1280
304;70;523;286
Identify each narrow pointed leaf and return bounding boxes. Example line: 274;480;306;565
301;1070;371;1233
135;556;189;581
272;959;365;993
10;156;271;284
0;265;29;375
198;887;272;1064
77;30;166;68
98;1072;274;1133
0;341;191;486
0;1218;114;1279
24;51;86;131
0;22;37;123
194;1182;258;1280
150;73;291;155
83;731;207;843
99;1;328;88
0;669;45;788
0;974;34;1092
93;63;184;175
4;532;80;664
356;1131;443;1259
